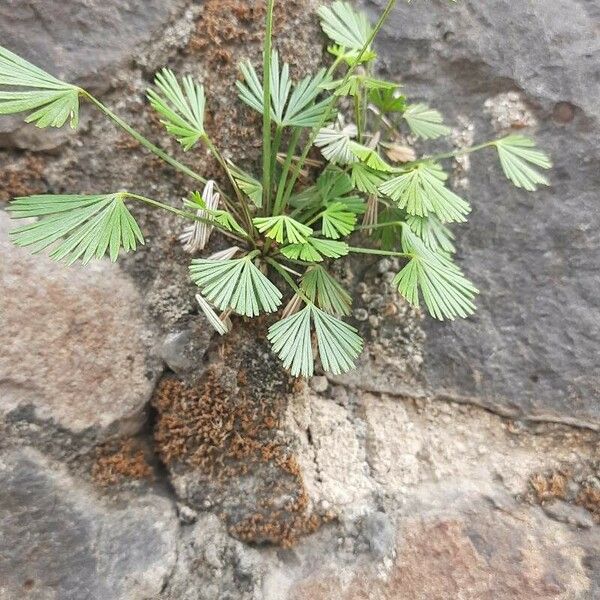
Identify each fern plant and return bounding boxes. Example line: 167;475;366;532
1;1;552;378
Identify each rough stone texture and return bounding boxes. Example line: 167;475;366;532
0;211;157;437
285;493;596;600
0;0;188;149
152;326;329;548
360;0;600;428
0;447;178;600
1;0;600;598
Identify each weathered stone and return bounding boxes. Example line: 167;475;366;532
285;489;598;599
543;500;596;529
0;447;178;600
159;317;213;377
152;328;328;548
357;0;600;428
0;0;187;149
0;211;157;437
161;514;264;600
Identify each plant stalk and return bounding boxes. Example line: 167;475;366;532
348;245;409;258
204;136;255;238
262;0;276;212
280;0;398;211
125;193;250;244
83;92;208;185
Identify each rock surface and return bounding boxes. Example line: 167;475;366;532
0;0;188;149
361;0;600;428
0;211;158;437
0;0;599;598
0;447;178;600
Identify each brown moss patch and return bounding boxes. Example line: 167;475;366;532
92;439;153;487
529;471;568;503
576;484;600;523
0;153;47;202
527;466;600;524
152;327;331;547
184;0;324;169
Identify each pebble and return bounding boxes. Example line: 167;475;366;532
310;376;329;393
354;308;369;321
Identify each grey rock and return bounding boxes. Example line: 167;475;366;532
360;510;396;558
362;0;600;428
159;318;213;376
309;375;329;394
0;447;178;600
0;211;158;438
161;514;263;600
283;487;600;600
542;500;596;529
0;0;186;149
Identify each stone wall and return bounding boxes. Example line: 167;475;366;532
0;1;599;598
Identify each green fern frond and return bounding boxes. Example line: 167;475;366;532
8;193;144;264
326;44;377;67
0;45;80;128
350;163;385;194
394;226;478;320
283;68;331;127
321;75;394;98
403;103;451;140
379;163;471;223
313;306;363;374
317;167;355;199
301;265;352;316
227;162;263;208
210;210;247;236
237;51;330;128
349;142;394;172
369;88;406;113
280;237;349;262
147;69;206;151
318;202;357;239
189;252;282;317
315;124;358;164
268;305;314;377
318;1;373;52
493;135;552;191
407;215;456;254
253;215;313;244
268;303;363;377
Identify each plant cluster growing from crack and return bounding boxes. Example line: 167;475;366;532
1;1;551;377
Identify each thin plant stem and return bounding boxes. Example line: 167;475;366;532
83;92;208;186
263;127;301;255
280;0;398;211
354;220;405;231
355;87;363;142
348;245;410;258
268;125;284;213
265;257;307;298
273;128;302;215
262;0;276;211
415;141;496;164
204;136;255;238
124;193;251;244
326;55;345;78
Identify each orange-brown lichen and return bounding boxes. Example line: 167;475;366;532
152;327;331;547
576;484;600;523
91;439;153;487
529;471;568;503
528;467;600;524
0;153;46;202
